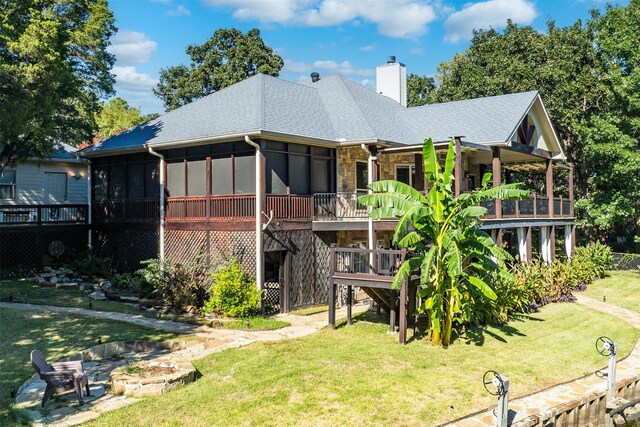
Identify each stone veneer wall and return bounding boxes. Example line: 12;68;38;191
337;147;418;192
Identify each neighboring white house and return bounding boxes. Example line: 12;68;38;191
0;143;88;223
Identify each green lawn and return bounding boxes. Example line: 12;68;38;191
0;307;177;426
88;302;639;427
289;304;329;316
0;280;289;330
583;270;640;313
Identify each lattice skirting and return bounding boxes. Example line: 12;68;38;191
0;225;88;278
164;230;256;276
93;227;159;273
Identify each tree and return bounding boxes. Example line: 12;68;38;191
430;17;640;239
406;73;435;107
359;138;528;346
0;0;116;166
95;98;143;140
154;28;284;111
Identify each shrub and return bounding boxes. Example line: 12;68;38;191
70;252;113;278
136;258;211;311
203;259;261;318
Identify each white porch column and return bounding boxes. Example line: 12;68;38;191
517;227;527;263
541;226;550;264
365;146;378;273
565;225;573;258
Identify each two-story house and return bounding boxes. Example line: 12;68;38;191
0;143;89;276
80;57;574;312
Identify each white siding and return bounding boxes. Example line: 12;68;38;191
0;160;88;205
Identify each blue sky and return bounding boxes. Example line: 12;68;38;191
108;0;626;114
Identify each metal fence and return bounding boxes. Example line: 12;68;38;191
610;252;640;270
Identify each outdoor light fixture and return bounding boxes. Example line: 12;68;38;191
97;336;102;345
72;172;83;180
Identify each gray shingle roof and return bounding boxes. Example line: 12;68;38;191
82;73;538;155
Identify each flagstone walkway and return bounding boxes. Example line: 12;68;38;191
446;295;640;427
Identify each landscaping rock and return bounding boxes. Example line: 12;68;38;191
139;298;162;308
49;276;58;284
40;272;55;278
88;291;106;300
104;288;120;301
55;282;79;290
120;296;139;304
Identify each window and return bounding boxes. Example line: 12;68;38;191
356;161;368;192
0;168;16;200
395;165;415;187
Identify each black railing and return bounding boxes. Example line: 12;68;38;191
0;204;88;225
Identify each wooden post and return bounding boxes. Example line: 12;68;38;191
495;228;503;248
346;285;352;326
413;284;420;337
454;137;463;196
546;159;554;217
492;147;502;218
328;244;337;329
389;290;396;333
399;279;408;344
414;153;424;192
571;225;576;255
526;227;532;263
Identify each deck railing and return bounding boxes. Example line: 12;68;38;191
333;246;406;276
314;193;573;221
313;192;369;220
165;194;312;221
0;204;88;225
92;198;159;223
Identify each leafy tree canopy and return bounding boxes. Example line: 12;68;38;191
414;8;640;239
95;97;144;140
154;28;284;111
406;73;435;107
0;0;116;166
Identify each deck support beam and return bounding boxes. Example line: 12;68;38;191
399;279;408;344
346;285;352;326
328;244;337;329
389;289;396;333
546;159;554;218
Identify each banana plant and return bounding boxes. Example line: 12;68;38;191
358;137;529;346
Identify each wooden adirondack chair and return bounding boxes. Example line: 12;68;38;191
30;350;90;407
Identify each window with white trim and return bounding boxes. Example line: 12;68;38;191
0;168;16;200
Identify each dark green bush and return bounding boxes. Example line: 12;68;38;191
202;259;261;318
136;258;211;311
70;252;113;278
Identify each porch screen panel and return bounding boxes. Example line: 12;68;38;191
187;159;206;196
266;152;287;194
312;158;331;193
167;161;185;197
144;162;159;198
211;157;232;195
127;163;144;199
234;154;255;194
289;154;310;195
93;167;108;201
109;164;125;199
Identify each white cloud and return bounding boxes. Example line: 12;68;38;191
112;66;162;113
443;0;537;44
284;59;312;73
202;0;438;38
166;5;191;15
108;30;157;66
312;60;373;77
360;44;376;52
410;47;424;55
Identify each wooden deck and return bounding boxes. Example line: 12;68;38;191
328;245;419;344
